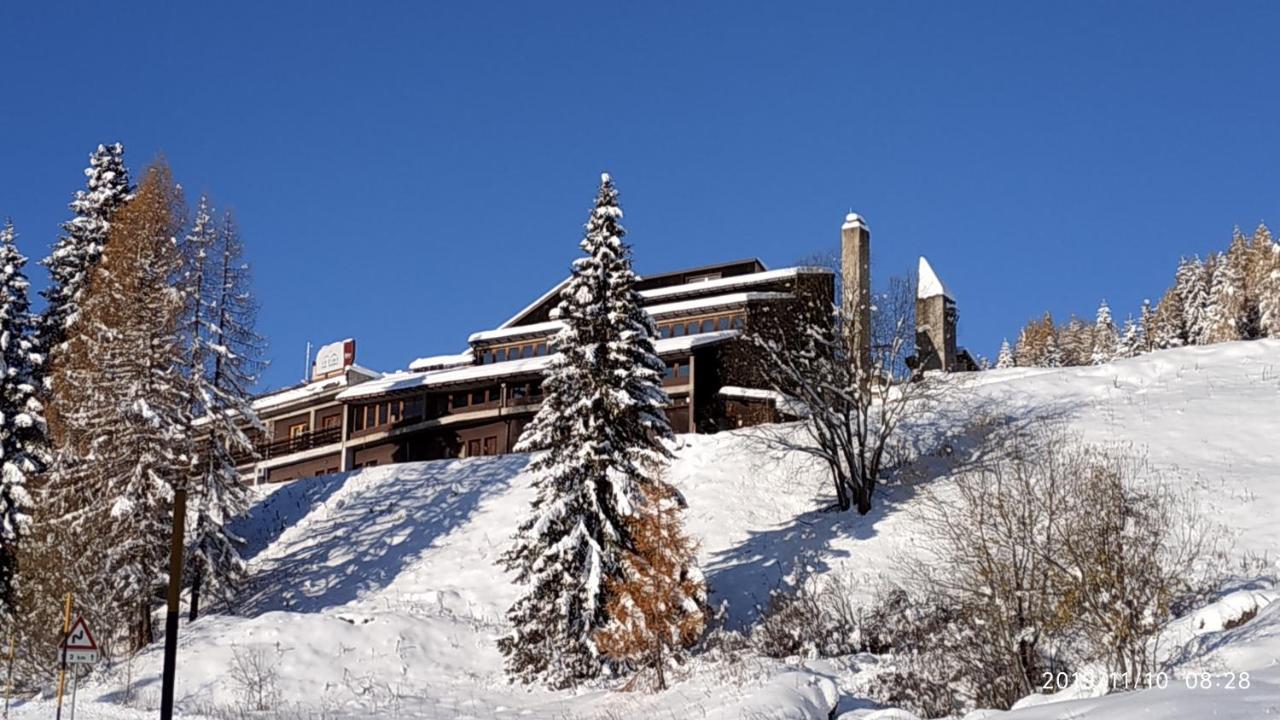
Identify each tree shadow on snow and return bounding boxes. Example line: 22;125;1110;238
234;454;529;616
706;394;1083;630
233;472;351;562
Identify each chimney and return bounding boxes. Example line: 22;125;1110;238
841;213;872;374
915;256;957;372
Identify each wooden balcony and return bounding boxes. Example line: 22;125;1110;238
241;425;342;463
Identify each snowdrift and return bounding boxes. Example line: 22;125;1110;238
14;340;1280;719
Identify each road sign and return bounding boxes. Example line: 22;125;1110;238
60;617;98;665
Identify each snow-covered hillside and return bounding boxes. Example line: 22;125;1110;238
15;341;1280;719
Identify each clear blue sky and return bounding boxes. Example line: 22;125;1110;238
2;2;1277;390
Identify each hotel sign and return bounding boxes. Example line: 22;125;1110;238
312;339;356;380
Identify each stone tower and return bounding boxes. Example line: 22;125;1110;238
841;213;872;374
915;256;958;372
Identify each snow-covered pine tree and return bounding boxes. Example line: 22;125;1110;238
1205;239;1247;344
0;221;48;614
1256;225;1280;337
1043;321;1063;368
1090;299;1118;364
38;143;132;374
1057;316;1092;366
180;203;264;620
995;338;1015;369
499;173;674;689
51;161;190;651
1117;316;1140;359
595;480;706;691
1149;286;1185;350
1174;256;1210;345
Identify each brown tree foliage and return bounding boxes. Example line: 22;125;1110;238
595;482;706;691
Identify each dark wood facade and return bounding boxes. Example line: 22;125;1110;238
237;259;834;482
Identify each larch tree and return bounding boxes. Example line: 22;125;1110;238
499;173;674;689
1149;286;1185;350
1057;316;1092;367
595;481;706;691
0;221;48;615
38;143;132;375
995;338;1015;369
1090;299;1117;365
51;160;191;652
180;202;264;620
1138;298;1155;353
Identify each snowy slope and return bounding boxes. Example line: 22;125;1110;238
13;340;1280;719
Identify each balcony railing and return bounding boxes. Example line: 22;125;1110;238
254;425;343;461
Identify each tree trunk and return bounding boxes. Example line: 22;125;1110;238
653;642;665;691
188;560;203;621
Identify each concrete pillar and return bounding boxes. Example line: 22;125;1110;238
841;213;872;375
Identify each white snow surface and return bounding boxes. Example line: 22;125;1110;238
16;340;1280;719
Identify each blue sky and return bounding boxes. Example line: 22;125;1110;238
2;2;1277;390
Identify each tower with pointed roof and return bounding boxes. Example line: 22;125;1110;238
914;256;960;373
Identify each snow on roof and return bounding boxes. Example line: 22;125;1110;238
842;212;869;231
917;256;954;301
497;265;829;329
339;330;742;401
253;376;350;413
407;351;474;373
718;385;807;418
639;266;831;302
469;292;791;345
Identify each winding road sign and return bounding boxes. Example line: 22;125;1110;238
60;616;98;665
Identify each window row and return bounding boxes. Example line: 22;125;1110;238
480;341;550;364
656;313;744;340
663;360;692;382
351;396;426;432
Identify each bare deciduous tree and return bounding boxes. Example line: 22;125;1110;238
749;268;943;514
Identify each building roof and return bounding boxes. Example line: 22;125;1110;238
407;351;474;373
467;290;792;345
338;330;742;401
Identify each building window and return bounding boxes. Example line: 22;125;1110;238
320;414;340;430
677;363;690;379
717;316;730;331
701;318;716;333
452;392;469;410
732;315;745;330
405;396;424;420
482;349;493;364
467;439;481;457
659;325;672;339
288;422;307;439
535;342;547;356
672;323;685;337
483;436;497;455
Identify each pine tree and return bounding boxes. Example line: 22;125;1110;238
1175;256;1210;345
995;338;1015;369
1117;316;1140;359
1090;299;1118;364
181;203;264;620
1205;241;1247;344
499;173;674;688
1257;225;1280;337
38;143;132;373
595;480;706;691
0;221;48;614
49;161;190;651
1043;322;1063;368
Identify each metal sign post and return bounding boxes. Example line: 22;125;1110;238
56;614;98;720
54;594;71;720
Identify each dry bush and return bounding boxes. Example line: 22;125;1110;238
871;426;1223;716
228;644;280;711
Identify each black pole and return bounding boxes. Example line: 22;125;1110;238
159;486;187;720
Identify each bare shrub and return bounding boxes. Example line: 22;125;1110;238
227;644;279;711
875;426;1223;716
